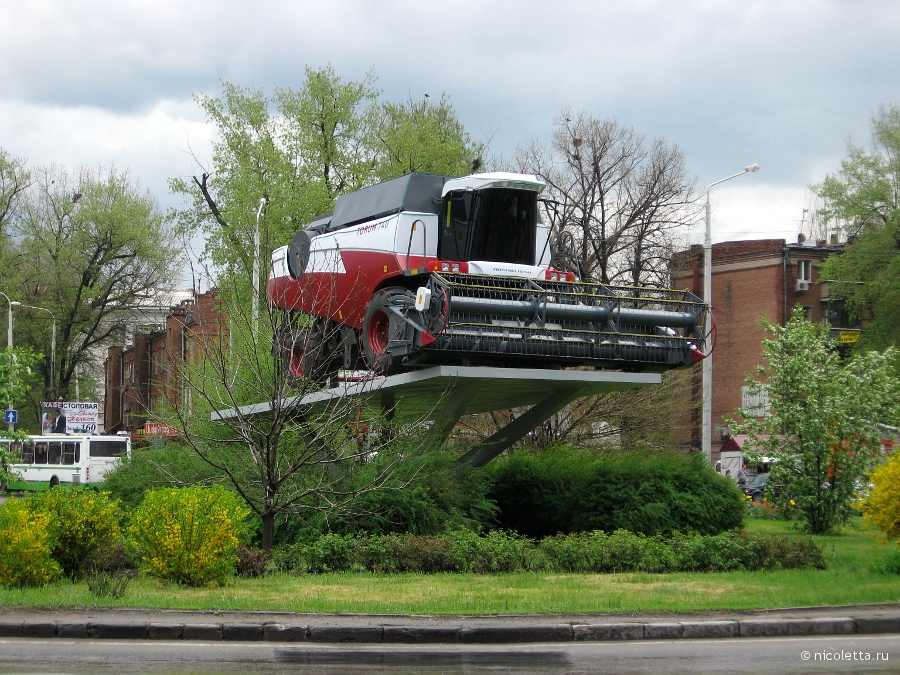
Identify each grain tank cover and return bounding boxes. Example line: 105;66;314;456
329;173;450;231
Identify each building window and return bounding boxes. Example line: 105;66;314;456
798;259;812;282
742;385;770;417
800;305;813;321
824;298;860;329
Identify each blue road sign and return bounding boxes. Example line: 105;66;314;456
4;409;17;424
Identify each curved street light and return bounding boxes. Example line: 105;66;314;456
0;291;20;348
702;164;761;463
1;291;21;430
21;304;57;401
252;197;267;334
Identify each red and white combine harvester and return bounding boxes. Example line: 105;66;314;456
267;172;708;383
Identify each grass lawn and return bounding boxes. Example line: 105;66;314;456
1;519;898;616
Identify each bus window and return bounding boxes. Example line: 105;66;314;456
90;439;127;457
61;442;77;465
48;442;62;464
12;442;30;464
34;443;48;464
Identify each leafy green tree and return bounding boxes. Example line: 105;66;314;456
147;277;436;552
734;307;900;534
6;163;179;407
0;346;40;486
816;104;900;348
0;149;30;299
171;66;481;290
370;93;484;182
0;347;39;417
0;149;29;238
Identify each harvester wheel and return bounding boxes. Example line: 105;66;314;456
281;327;323;384
361;287;406;375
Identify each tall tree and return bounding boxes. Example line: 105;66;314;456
172;66;481;292
0;149;30;280
9;163;179;405
817;104;900;348
151;275;431;551
514;109;698;286
0;149;29;238
370;93;484;182
734;307;900;534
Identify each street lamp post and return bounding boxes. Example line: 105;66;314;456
22;305;56;401
1;291;21;431
1;292;21;348
252;197;267;334
702;164;760;463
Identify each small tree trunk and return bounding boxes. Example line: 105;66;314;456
261;511;276;552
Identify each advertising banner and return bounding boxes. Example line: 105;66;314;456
40;402;100;435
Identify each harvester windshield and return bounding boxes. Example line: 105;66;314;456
439;187;537;265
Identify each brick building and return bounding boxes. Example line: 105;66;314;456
104;290;225;435
670;236;861;460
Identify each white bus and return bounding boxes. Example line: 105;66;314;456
0;434;130;490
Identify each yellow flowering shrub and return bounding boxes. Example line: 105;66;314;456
29;487;122;579
0;499;61;588
128;486;249;587
861;453;900;540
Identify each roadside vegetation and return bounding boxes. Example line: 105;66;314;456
0;517;897;615
2;441;899;614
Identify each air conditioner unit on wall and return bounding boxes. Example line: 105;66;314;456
796;279;811;292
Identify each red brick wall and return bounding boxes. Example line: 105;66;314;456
103;290;226;434
671;240;837;455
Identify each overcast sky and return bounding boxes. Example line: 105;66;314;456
2;0;897;255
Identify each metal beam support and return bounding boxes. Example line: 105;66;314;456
455;385;585;468
427;381;482;445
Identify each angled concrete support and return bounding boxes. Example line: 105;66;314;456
214;366;660;469
455;386;585;468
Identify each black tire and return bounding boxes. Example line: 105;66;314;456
280;327;323;385
361;288;408;375
49;476;59;488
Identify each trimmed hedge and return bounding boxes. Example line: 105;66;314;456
273;528;826;575
485;448;745;537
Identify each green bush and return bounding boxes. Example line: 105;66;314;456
276;448;497;546
354;534;455;573
277;528;827;576
738;532;827;571
669;531;746;572
0;499;60;588
486;448;745;537
28;487;122;579
128;485;250;586
449;528;541;573
102;442;226;511
301;533;359;573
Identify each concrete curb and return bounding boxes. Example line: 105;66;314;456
1;614;898;643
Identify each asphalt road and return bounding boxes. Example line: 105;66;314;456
1;634;898;674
